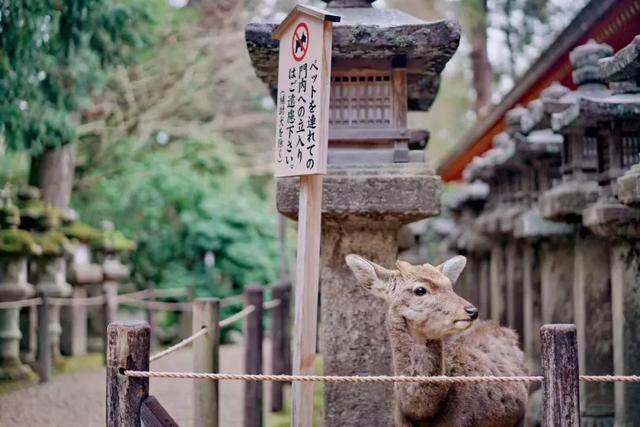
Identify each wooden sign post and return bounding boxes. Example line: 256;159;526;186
272;6;340;427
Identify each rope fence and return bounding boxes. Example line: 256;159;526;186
0;297;43;309
120;371;640;384
148;303;259;362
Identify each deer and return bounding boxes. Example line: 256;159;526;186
346;254;528;427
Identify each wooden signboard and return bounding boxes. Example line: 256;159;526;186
272;5;340;427
273;6;339;177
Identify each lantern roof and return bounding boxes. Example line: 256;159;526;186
245;3;460;111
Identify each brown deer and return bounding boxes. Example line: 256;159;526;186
346;254;528;427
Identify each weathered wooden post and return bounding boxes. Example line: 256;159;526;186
193;298;220;427
243;286;263;427
179;284;195;339
540;324;580;426
270;282;291;412
146;282;156;351
106;320;150;427
37;296;52;383
102;285;117;364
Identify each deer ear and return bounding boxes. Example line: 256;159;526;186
345;254;392;299
436;255;467;284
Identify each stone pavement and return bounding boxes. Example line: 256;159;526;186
0;342;274;426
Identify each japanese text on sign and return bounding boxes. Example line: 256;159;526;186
275;18;327;177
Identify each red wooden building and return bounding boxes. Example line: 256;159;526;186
438;0;640;182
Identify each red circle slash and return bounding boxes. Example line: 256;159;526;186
291;22;310;62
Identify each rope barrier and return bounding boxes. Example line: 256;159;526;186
149;304;257;362
49;295;107;306
118;297;192;312
121;371;640;384
123;371;544;383
0;298;43;309
263;299;281;310
149;327;210;362
219;305;255;328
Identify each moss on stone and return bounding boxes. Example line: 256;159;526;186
92;230;136;253
34;231;74;256
61;222;103;243
0;229;42;255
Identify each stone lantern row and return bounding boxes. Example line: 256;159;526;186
452;35;640;425
0;186;133;380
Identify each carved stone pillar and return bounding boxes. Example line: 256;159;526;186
0;256;35;379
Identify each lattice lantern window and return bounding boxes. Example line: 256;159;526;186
326;65;424;166
330;72;394;129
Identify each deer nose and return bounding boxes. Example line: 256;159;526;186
465;306;479;320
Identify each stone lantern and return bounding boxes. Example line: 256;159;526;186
30;211;74;363
87;223;133;353
246;1;459;424
60;218;104;356
512;89;575;373
467;134;515;326
540;40;613;221
0;192;38;379
446;182;490;318
583;34;640;426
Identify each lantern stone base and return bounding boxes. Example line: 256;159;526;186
539;180;599;221
60;287;88;356
617;163;640;206
540;239;574;325
0;308;34;380
582;198;640;238
32;256;72;363
611;244;640;426
573;235;614;425
0;257;35;380
277;163;441;427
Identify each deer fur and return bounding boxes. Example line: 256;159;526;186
346;254;528;427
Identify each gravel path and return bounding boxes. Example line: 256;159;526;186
0;342;274;427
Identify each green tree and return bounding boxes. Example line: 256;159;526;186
0;0;153;206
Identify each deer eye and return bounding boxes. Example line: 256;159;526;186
414;287;427;296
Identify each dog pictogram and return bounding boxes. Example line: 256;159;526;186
292;22;309;62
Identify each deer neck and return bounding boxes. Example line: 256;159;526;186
387;314;445;377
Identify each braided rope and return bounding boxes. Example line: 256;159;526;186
0;298;43;309
580;375;640;383
150;327;210;362
149;304;256;362
263;299;281;310
122;371;640;384
49;295;107;306
124;371;544;383
219;305;255;328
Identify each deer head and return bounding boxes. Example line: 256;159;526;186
345;254;478;341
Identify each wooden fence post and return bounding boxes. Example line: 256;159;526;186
244;286;263;427
270;282;291;412
146;283;156;351
102;286;117;365
193;298;220;427
37;296;52;383
106;320;150;427
541;324;580;427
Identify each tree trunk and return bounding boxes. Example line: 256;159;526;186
29;143;76;208
467;0;493;115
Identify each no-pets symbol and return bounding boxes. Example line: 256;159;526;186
291;22;309;62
